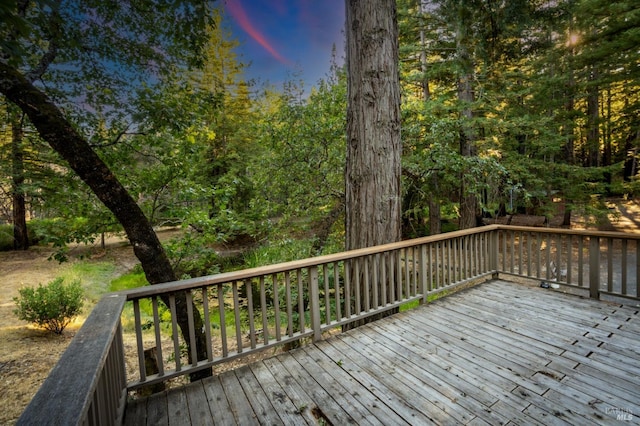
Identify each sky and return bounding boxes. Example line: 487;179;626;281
222;0;345;92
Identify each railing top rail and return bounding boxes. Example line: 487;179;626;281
119;224;639;300
120;226;498;300
495;224;640;239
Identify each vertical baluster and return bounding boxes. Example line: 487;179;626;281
405;248;411;296
324;264;331;324
309;266;321;342
396;250;403;299
344;262;352;318
413;246;419;295
297;269;306;333
622;239;628;295
435;242;441;289
232;282;242;354
567;235;573;284
388;251;396;302
636;240;640;298
285;272;293;337
545;234;552;281
516;232;523;276
216;285;227;358
380;253;387;306
363;256;370;311
185;291;198;367
273;274;281;341
334;262;342;321
419;244;427;302
354;258;361;314
536;234;542;279
201;288;212;361
152;297;165;374
578;236;584;288
500;231;506;272
246;279;256;349
427;243;433;294
168;294;181;372
607;239;613;292
556;235;563;282
481;233;486;274
459;237;466;280
371;255;378;310
526;233;532;276
260;276;269;345
509;231;515;274
133;299;146;382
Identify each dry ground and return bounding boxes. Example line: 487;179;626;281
1;200;639;424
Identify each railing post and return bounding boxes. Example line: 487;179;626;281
309;266;322;342
589;236;600;299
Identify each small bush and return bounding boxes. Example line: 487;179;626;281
13;278;84;334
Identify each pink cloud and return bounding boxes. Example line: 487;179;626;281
225;0;291;65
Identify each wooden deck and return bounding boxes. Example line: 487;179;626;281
123;279;640;425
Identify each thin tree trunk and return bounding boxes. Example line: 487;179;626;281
586;66;600;167
419;4;440;235
0;62;211;381
10;109;29;250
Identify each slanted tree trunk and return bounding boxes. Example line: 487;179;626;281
345;0;402;326
0;62;211;381
10;108;29;250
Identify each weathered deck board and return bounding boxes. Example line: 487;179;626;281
124;280;640;425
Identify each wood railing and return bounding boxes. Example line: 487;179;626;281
17;225;639;425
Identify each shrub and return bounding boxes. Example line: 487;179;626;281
13;278;84;334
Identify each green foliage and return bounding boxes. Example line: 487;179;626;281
242;239;316;269
13;278;84;334
0;224;13;251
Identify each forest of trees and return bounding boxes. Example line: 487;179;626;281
1;0;639;266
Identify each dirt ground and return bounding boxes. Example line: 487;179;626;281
1;201;639;424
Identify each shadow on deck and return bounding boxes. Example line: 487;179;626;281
124;279;640;425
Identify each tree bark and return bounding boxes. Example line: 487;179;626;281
345;0;402;250
0;62;211;381
345;0;401;327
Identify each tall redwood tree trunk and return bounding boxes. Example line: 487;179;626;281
345;0;402;251
345;0;401;326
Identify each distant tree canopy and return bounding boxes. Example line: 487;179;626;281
0;0;639;264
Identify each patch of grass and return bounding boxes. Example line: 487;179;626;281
58;261;118;302
109;271;148;292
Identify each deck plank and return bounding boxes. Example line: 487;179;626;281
124;280;640;425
